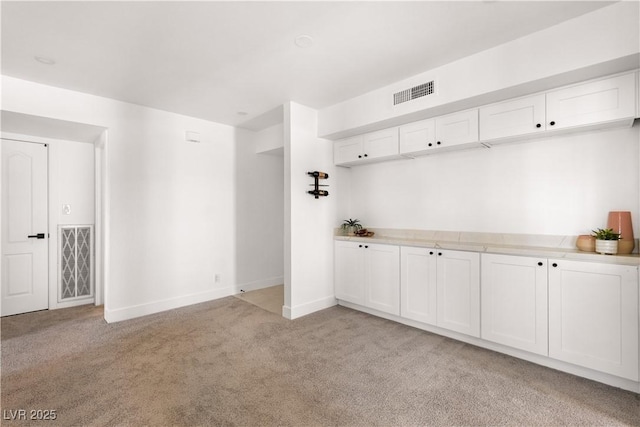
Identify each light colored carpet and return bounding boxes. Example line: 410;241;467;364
234;284;283;315
1;298;639;426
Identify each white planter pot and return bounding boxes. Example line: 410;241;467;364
595;240;618;255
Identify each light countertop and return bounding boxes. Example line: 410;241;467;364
334;228;640;266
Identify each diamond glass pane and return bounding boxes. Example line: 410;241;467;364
61;228;76;299
76;227;91;296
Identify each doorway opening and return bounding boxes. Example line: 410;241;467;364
1;111;107;317
234;285;284;315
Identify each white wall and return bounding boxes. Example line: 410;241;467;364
52;139;95;226
344;125;640;238
49;137;95;309
284;102;338;319
319;1;640;138
235;125;284;292
2;76;238;322
255;123;284;154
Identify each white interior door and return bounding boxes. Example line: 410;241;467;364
2;139;49;316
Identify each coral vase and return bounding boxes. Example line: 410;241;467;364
607;211;635;254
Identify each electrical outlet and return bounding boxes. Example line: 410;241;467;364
215;273;221;283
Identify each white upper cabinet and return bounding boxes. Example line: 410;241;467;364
333;135;364;165
363;128;400;160
546;73;636;131
481;254;548;356
479;94;546;142
636;70;640;117
548;259;639;381
334;128;400;166
435;109;479;147
399;118;436;154
338;72;637;165
400;109;481;156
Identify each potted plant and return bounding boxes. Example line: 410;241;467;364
341;219;363;236
591;228;621;255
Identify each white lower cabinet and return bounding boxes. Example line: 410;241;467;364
481;254;548;355
336;240;640;388
334;241;400;315
436;250;481;337
399;246;480;336
400;246;437;325
548;259;639;381
334;240;366;306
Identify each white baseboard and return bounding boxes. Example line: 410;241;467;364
235;276;283;293
104;287;235;323
52;297;95;310
283;295;337;320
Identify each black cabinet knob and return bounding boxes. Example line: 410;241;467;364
428;143;432;147
552;263;558;268
536;123;541;128
364;154;368;157
436;141;441;145
538;262;543;266
429;251;434;255
358;155;362;158
364;245;368;249
438;252;442;256
549;121;556;126
358;245;362;248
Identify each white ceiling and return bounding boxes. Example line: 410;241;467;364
1;1;615;130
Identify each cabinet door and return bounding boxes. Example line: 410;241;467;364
362;128;399;161
434;109;479;148
400;246;437;325
399;118;436;155
365;243;400;315
334;135;363;165
481;254;548;355
479;94;546;142
436;250;480;337
334;241;365;305
546;73;636;130
548;260;639;381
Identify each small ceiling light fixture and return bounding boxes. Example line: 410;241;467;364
34;55;56;65
294;34;314;48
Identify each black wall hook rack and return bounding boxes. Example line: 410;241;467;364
307;171;329;199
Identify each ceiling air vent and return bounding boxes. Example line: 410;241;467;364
393;80;435;105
